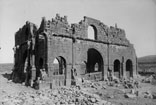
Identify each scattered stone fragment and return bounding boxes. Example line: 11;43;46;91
135;90;142;97
107;94;114;99
143;91;153;99
152;93;156;99
125;93;136;98
130;89;135;94
0;86;115;105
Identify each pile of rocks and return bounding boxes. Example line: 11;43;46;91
82;77;140;91
141;74;156;85
82;80;107;90
143;91;153;99
0;86;115;105
124;89;156;99
142;75;153;83
116;78;140;89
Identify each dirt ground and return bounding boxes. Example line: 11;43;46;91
0;67;156;105
90;82;156;105
0;71;34;100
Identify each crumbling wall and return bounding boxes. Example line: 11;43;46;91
13;22;31;82
71;16;130;45
14;14;137;88
13;22;38;83
109;44;137;78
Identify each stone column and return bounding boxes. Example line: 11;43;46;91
123;62;126;79
66;64;72;87
31;37;36;83
120;57;124;78
104;64;108;80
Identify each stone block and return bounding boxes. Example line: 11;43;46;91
125;93;136;98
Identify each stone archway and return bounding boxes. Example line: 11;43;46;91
85;48;104;80
114;59;120;78
126;59;133;78
53;56;66;86
87;48;103;73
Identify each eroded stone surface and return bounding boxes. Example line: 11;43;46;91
12;14;137;88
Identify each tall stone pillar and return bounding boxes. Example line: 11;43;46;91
31;37;36;82
120;56;124;78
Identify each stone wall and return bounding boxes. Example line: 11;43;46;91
13;14;137;88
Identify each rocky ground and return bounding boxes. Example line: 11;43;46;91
0;70;156;105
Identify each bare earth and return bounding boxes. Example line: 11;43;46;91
0;69;156;105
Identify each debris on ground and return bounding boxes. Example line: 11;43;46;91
152;92;156;99
0;86;116;105
1;71;156;105
125;93;136;98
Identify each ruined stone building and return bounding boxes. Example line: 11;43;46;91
12;14;137;88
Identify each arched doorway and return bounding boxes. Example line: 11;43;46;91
114;59;120;78
53;56;66;86
86;48;103;80
126;59;133;78
53;57;66;75
53;58;59;75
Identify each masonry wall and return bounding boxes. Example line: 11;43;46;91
109;45;137;78
13;14;137;87
36;14;137;87
47;36;73;86
14;23;30;82
73;39;108;79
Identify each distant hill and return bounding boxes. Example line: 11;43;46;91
0;63;14;72
138;55;156;63
138;55;156;73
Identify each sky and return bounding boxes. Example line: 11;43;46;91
0;0;156;63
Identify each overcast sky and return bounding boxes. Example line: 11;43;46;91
0;0;156;63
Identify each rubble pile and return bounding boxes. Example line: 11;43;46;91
82;77;156;100
78;77;156;100
142;75;153;83
0;86;115;105
141;73;156;85
82;80;105;90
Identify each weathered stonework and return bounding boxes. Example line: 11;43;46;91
12;14;137;88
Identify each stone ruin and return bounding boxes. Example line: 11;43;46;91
12;14;137;89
